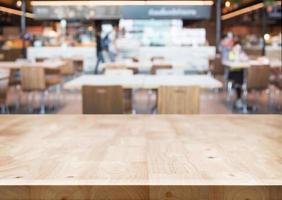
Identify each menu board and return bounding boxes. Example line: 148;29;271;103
33;5;211;20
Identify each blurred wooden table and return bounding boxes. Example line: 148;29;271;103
223;60;282;70
64;75;223;90
101;61;209;73
0;61;66;70
0;115;281;199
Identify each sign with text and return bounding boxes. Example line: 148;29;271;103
33;5;211;20
122;6;211;19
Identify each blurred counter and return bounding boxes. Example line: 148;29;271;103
27;46;97;72
120;46;216;72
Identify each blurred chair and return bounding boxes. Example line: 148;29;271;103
73;59;84;75
131;57;139;63
21;67;48;114
5;68;21;111
125;56;139;63
35;57;48;62
103;67;136;113
60;59;75;80
158;86;200;114
82;85;124;114
242;65;271;112
127;67;139;74
8;68;21;87
151;56;165;62
209;55;224;81
21;66;62;114
0;69;10;113
104;69;134;76
156;68;185;76
271;74;282;111
151;64;172;75
243;48;263;59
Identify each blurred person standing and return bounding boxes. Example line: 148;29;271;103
94;29;105;74
108;25;119;62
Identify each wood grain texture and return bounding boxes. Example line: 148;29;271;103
82;86;124;114
60;59;75;76
158;86;200;114
21;67;46;91
0;115;281;199
246;65;270;90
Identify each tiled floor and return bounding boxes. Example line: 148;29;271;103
4;86;281;114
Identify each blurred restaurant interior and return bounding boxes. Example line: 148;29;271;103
0;1;282;199
0;0;281;115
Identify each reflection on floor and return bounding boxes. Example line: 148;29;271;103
4;86;282;114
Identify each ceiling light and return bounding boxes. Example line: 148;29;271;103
264;33;270;41
225;1;231;8
16;0;22;8
31;1;214;6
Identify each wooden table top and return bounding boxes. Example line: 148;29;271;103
0;115;281;186
0;61;66;69
223;60;282;70
101;61;209;72
64;75;223;90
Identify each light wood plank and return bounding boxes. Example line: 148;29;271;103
82;85;124;114
158;86;200;114
0;115;281;199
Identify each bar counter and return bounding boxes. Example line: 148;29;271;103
0;115;281;199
